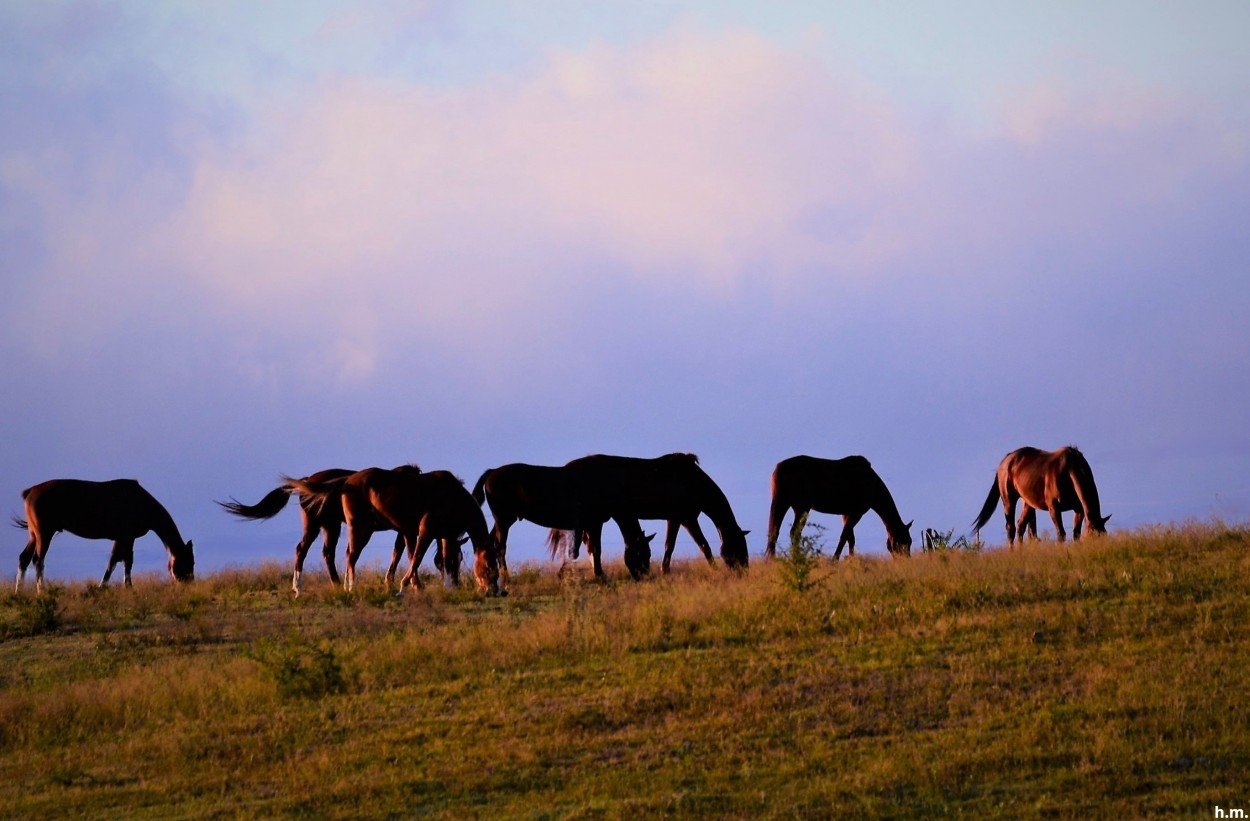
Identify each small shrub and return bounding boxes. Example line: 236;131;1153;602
778;518;826;595
922;527;981;553
252;636;354;700
2;589;62;639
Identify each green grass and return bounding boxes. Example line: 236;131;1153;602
1;523;1247;817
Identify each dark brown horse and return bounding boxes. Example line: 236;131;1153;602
972;446;1110;545
472;462;656;581
13;479;194;593
558;453;750;577
218;467;412;596
765;455;913;560
292;467;500;595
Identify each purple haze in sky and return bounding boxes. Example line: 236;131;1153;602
3;2;1248;582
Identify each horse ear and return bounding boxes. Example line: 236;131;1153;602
1100;515;1112;527
905;520;914;531
741;529;750;536
645;532;656;544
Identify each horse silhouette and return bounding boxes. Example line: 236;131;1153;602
218;466;419;596
557;453;750;577
13;478;194;593
290;467;500;595
972;446;1110;545
765;455;913;560
472;462;655;581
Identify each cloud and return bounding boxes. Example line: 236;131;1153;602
154;30;917;338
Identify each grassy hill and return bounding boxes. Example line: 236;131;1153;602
1;522;1247;818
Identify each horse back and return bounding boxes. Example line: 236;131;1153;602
23;478;160;540
773;455;877;515
1002;446;1095;512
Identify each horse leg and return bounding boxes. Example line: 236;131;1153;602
101;538;134;587
661;520;681;574
1072;510;1085;540
766;496;791;559
385;532;408;590
681;518;716;568
440;538;463;589
1003;493;1019;546
833;514;862;560
344;522;373;593
122;541;135;588
398;531;436;592
586;524;607;579
291;528;317;597
788;508;810;552
1049;506;1067;542
16;532;37;594
494;520;513;584
1015;507;1034;543
321;521;342;586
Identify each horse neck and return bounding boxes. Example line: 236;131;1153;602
1069;462;1104;519
868;479;908;539
149;504;188;553
698;477;742;538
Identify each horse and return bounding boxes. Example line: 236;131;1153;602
13;478;195;593
972;446;1110;546
765;455;913;560
218;467;415;596
472;462;656;581
558;453;750;577
291;467;500;595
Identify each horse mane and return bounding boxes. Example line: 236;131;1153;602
11;514;27;529
390;463;422;474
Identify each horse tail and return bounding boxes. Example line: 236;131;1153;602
972;480;1001;534
10;514;27;530
282;474;344;521
472;469;492;505
217;485;294;520
547;528;575;560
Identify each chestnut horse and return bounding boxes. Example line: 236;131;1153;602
557;453;750;577
13;478;194;593
765;455;913;560
472;462;655;581
218;466;414;596
291;467;500;595
972;446;1110;545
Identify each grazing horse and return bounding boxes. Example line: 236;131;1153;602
472;462;656;581
765;455;914;560
972;446;1110;546
292;468;500;595
13;479;195;593
218;467;412;597
559;453;750;577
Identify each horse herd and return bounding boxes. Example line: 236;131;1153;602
11;446;1110;596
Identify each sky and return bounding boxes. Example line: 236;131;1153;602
3;1;1249;583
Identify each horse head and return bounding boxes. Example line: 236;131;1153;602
169;540;195;582
624;532;656;581
471;537;504;597
887;520;914;557
722;529;750;570
1091;514;1111;534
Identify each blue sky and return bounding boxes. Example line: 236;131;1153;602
3;2;1248;582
